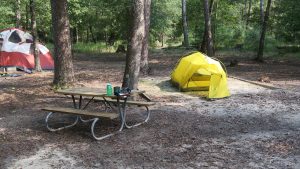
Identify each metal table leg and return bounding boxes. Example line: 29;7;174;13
45;112;79;131
90;117;125;140
116;96;127;131
124;105;151;128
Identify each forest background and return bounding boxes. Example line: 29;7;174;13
1;0;299;55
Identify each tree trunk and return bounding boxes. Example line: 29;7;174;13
122;0;145;90
246;0;252;27
86;28;89;42
140;0;152;74
182;0;189;48
200;27;207;53
161;33;164;47
72;27;78;44
199;0;214;53
105;32;108;47
50;0;75;88
76;27;79;43
260;0;264;24
89;25;96;43
203;0;214;57
15;0;21;28
213;0;217;53
26;3;30;30
256;0;272;62
30;0;42;72
243;0;247;19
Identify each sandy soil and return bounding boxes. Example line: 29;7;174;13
1;50;300;169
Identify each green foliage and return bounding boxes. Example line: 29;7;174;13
0;0;298;54
35;0;52;42
45;43;54;52
274;0;300;43
150;0;181;46
264;34;277;52
0;0;15;30
244;28;260;50
186;0;204;45
68;0;130;44
72;42;119;54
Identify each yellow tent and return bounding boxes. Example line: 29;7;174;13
171;52;230;99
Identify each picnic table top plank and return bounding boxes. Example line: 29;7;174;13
56;87;105;97
56;87;145;97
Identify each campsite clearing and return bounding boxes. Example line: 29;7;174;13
1;50;300;168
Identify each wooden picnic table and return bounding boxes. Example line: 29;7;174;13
56;87;106;96
42;87;154;140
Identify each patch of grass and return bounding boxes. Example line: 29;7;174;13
73;42;117;54
45;42;122;54
151;46;197;56
276;45;300;53
273;51;300;60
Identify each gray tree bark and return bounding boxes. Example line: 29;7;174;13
260;0;264;24
199;0;214;53
182;0;189;48
140;0;152;74
122;0;145;90
200;26;207;53
15;0;21;28
30;0;42;72
256;0;272;62
50;0;75;87
203;0;214;57
246;0;252;27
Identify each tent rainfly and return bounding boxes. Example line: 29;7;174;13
0;28;54;70
171;52;230;99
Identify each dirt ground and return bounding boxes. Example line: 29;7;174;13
1;50;300;169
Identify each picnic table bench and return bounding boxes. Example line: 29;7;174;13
42;107;118;119
41;87;155;140
94;96;155;128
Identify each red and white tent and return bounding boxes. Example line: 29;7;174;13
0;28;54;70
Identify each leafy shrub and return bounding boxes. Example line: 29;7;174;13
244;28;260;50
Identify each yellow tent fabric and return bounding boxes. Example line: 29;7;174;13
171;52;230;98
